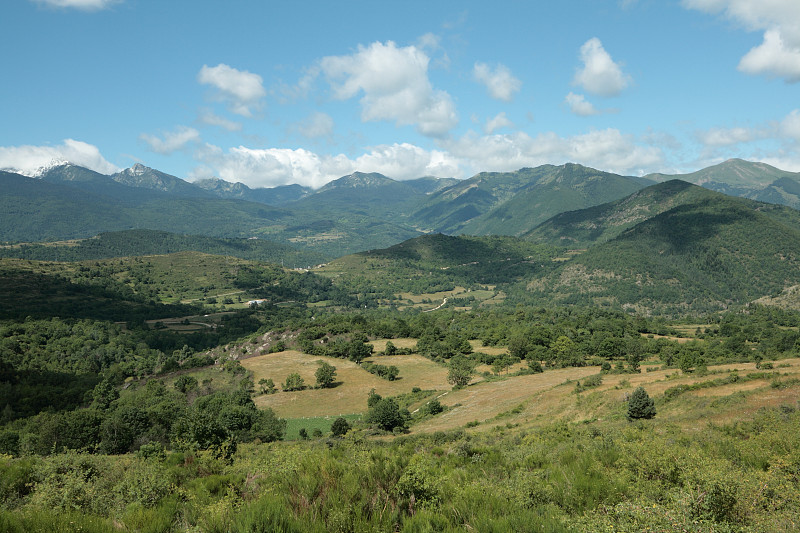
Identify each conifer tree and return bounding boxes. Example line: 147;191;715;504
627;386;656;420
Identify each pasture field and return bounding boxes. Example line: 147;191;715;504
241;339;800;436
242;349;450;418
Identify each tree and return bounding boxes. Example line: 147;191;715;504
367;389;382;408
384;340;397;355
91;379;119;410
283;373;305;392
366;398;405;432
258;378;276;395
315;361;337;388
174;375;198;393
447;356;474;389
331;417;350;437
627;386;656;420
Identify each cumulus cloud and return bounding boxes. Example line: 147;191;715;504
0;139;120;175
442;129;662;176
683;0;800;82
31;0;120;10
473;62;522;102
199;109;242;131
573;38;632;96
140;126;200;155
781;109;800;140
319;41;458;137
565;92;600;116
353;143;460;179
293;112;335;139
484;112;514;134
194;142;460;188
739;29;800;82
696;125;761;147
197;64;266;117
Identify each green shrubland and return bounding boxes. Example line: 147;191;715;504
0;406;798;531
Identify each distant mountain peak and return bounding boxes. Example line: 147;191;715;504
319;172;395;191
125;163;153;176
2;158;72;178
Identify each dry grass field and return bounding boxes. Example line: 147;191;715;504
242;349;450;418
240;336;800;436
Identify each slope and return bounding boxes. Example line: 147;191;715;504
318;233;559;298
523;180;718;247
461;163;652;236
411;164;650;235
646;158;796;190
0;229;327;267
526;194;800;315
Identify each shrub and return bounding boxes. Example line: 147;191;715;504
282;373;305;392
331;417;350;437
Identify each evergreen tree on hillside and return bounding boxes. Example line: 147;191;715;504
627;386;656;420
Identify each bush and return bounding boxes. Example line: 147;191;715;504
282;373;305;392
330;417;350;437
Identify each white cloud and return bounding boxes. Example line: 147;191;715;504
442;129;662;176
31;0;120;10
294;112;335;139
565;92;600;116
683;0;800;82
473;62;522;102
319;41;458;137
197;64;266;117
140;126;200;155
0;139;120;175
573;38;632;96
199;109;242;131
781;109;800;140
696;126;760;147
353;143;460;179
484;112;514;134
738;29;800;82
194;142;461;188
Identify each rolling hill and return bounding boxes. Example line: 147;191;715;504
647;158;800;209
522;180;719;248
526;192;800;315
0;229;327;267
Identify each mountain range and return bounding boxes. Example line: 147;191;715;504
3;158;800;264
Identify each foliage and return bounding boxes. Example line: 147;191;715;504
314;361;337;388
365;398;406;432
627;386;656;420
282;373;305;392
446;356;475;389
330;417;350;437
2;406;798;531
361;361;399;380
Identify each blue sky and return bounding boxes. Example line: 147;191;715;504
1;0;799;188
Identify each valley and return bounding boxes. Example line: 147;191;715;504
2;159;800;531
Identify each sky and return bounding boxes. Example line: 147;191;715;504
1;0;799;189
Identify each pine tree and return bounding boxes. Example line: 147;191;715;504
627;386;656;420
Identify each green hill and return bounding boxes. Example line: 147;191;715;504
523;180;718;247
319;233;559;298
646;158;796;189
0;229;327;267
461;164;652;236
527;194;800;315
